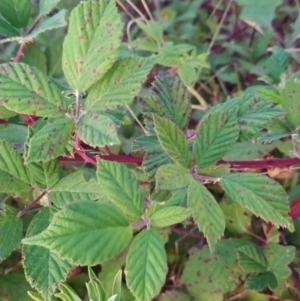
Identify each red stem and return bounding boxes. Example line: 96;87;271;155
170;226;204;241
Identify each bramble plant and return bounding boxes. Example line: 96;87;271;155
1;0;300;300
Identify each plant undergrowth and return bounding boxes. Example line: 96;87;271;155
1;0;300;301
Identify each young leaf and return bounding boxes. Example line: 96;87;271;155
0;213;23;262
55;283;82;301
282;72;300;128
76;111;119;147
39;0;62;16
22;202;133;265
155;164;192;190
111;270;122;301
50;171;99;208
0;63;67;117
266;47;289;83
150;207;191;228
178;61;197;86
220;173;291;228
126;228;168;301
153;115;192;168
25;117;75;163
0;140;32;198
22;208;72;301
246;271;278;291
86;56;156;111
193;108;239;169
237;246;268;273
86;267;106;301
188;179;225;252
136;20;163;44
143;74;192;130
0;0;31;28
96;160;145;219
62;0;123;92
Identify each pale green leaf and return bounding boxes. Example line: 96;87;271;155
112;270;122;301
155;164;192;191
86;56;156;111
188;180;225;252
0;215;22;262
193;109;239;169
220;173;291;228
0;16;19;37
178;61;197;86
50;171;99;208
0;63;68;117
263;244;295;279
22;202;132;265
137;20;163;43
55;283;82;301
0;105;16;119
237;245;268;273
143;74;191;130
0;0;31;28
62;0;123;91
237;0;281;27
282;72;300;128
25;117;75;163
126;229;168;301
40;0;62;16
150;207;191;228
153;115;192;168
27;291;44;301
246;271;278;291
27;10;67;40
97;160;144;218
86;267;106;301
22;208;72;301
77;111;119;147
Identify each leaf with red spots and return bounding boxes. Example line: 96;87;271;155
25;117;75;164
282;72;300;128
62;0;123;92
86;56;156;111
220;173;292;230
0;63;68;118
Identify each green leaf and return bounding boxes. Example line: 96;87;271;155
0;105;16;119
62;0;123;92
266;47;289;83
96;160;145;219
0;140;32;197
237;0;281;27
27;160;60;190
55;283;82;301
237;245;268;273
27;291;45;301
153;115;192;168
282;72;300;128
111;270;122;301
40;0;62;16
27;10;67;40
188;180;225;252
0;63;68;118
0;214;22;262
126;229;168;301
143;152;172;178
143;74;192;130
220;173;291;228
22;202;132;265
178;61;197;86
86;267;106;301
77;111;119;147
25;118;75;163
150;206;191;228
246;271;278;291
0;0;31;28
50;171;99;208
22;208;72;301
137;20;163;43
155;164;192;190
263;244;295;279
193;109;239;168
0;16;19;37
86;56;155;111
181;239;252;301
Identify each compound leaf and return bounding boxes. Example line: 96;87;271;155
96;160;145;219
126;228;168;301
153;115;192;168
193;109;239;169
22;208;72;301
188;179;225;252
246;271;278;291
220;173;291;229
50;171;99;208
62;0;123;92
0;63;67;118
22;202;132;266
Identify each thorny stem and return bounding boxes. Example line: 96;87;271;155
170;226;204;241
74;90;81;121
18;190;48;217
244;229;267;244
192;173;220;183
